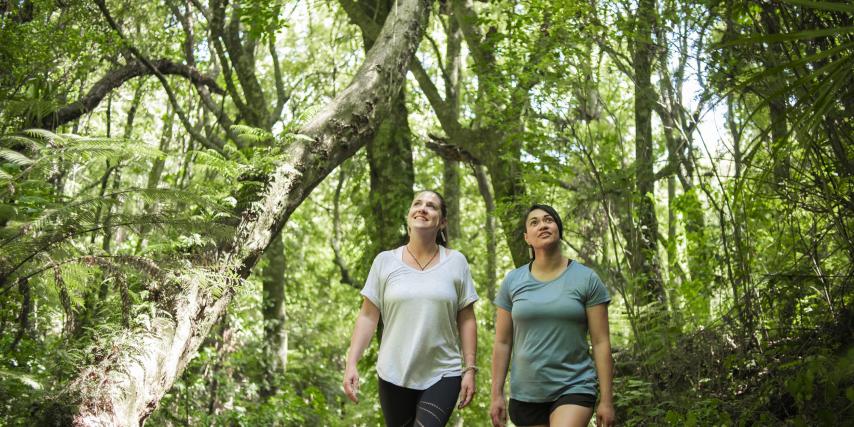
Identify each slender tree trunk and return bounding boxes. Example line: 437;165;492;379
631;0;665;307
759;5;791;185
727;97;755;336
205;313;234;416
443;12;463;246
366;92;414;253
488;152;529;267
443;161;461;244
474;166;496;306
259;233;287;399
53;1;431;424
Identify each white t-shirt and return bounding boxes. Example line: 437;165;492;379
360;246;479;390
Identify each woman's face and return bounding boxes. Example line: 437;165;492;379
407;192;445;233
524;208;560;249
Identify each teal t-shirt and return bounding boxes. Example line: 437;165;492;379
494;261;610;402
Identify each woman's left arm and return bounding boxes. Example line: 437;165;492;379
457;304;477;408
587;303;615;427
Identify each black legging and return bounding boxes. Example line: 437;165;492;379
377;376;461;427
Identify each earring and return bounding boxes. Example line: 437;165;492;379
528;246;534;259
441;229;447;244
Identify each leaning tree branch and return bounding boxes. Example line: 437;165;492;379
425;134;482;164
61;0;431;424
93;0;225;152
39;59;223;130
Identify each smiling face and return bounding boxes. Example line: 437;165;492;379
524;208;561;249
407;191;447;234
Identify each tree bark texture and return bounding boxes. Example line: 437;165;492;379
442;11;463;246
57;1;431;424
37;59;222;130
444;160;461;244
473;166;497;305
260;233;287;399
631;0;665;306
366;92;414;254
357;0;415;260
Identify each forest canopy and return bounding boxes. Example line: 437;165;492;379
0;0;852;425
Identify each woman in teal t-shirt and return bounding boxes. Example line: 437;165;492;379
490;204;615;427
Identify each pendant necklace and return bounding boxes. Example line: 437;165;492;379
406;244;439;270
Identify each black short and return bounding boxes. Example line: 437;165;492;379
509;393;596;426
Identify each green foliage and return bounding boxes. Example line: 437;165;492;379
0;127;240;421
1;0;852;425
237;0;289;40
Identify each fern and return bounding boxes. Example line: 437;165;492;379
0;147;33;166
0;129;166;190
0;369;42;390
231;125;274;146
189;149;240;179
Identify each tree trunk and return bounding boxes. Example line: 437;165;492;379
354;0;416;260
366;89;414;255
474;166;496;307
53;1;431;424
443;160;461;244
631;0;665;307
259;233;287;399
759;4;791;185
442;12;463;246
488;153;529;267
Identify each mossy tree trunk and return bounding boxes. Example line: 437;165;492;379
53;1;432;424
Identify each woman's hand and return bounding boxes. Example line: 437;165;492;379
489;394;507;427
343;299;380;404
595;400;615;427
457;370;476;408
343;364;360;403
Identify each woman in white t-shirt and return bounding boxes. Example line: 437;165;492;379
343;190;479;427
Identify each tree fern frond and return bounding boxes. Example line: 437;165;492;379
21;129;67;147
6;187;226;241
716;27;854;48
0;148;33;166
0;135;44;151
24;199;115;237
231;125;274;145
122;187;221;210
783;0;854;13
59;141;165;162
0;369;42;390
189;150;240;178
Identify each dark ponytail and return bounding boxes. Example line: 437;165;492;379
408;190;449;247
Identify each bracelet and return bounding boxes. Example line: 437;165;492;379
461;366;479;375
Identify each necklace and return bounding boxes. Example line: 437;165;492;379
405;244;439;271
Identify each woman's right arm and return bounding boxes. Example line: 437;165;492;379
343;298;380;403
490;307;513;427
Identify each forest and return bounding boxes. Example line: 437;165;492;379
0;0;852;425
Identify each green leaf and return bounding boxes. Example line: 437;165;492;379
0;148;34;166
716;26;854;48
783;0;854;13
0;369;42;390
